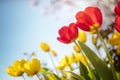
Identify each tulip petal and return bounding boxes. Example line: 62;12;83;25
58;26;72;41
76;22;90;31
114;1;120;16
115;16;120;33
76;11;93;26
75;7;102;32
57;37;71;44
85;7;102;25
69;23;78;39
57;23;78;44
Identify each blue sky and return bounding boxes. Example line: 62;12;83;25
0;0;77;80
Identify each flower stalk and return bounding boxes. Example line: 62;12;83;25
96;30;117;80
48;53;59;75
74;41;96;80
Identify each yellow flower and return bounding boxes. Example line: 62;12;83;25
40;42;50;52
13;59;26;67
56;55;73;70
108;32;120;46
72;53;88;66
56;63;65;70
66;55;74;66
56;58;67;70
73;45;81;53
23;58;41;76
6;66;23;77
51;49;57;56
6;59;26;77
78;31;87;43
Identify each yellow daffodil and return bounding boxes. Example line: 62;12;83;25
51;49;57;56
108;32;120;46
40;42;50;52
23;58;41;76
78;31;87;43
73;45;81;53
6;59;26;77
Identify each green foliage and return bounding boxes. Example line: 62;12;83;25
79;62;91;80
69;71;85;80
78;41;114;80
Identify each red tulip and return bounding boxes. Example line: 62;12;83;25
114;1;120;16
115;16;120;33
75;7;102;32
57;23;78;44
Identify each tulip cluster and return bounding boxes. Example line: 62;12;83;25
6;59;26;77
56;2;120;80
6;58;41;77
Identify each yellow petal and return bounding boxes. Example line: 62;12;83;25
108;32;120;46
6;66;23;77
78;31;87;43
66;55;74;65
73;53;88;66
23;58;41;76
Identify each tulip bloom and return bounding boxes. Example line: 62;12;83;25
51;49;57;56
40;42;50;52
115;16;120;33
6;59;26;77
114;1;120;16
57;23;78;44
75;7;102;33
23;58;41;76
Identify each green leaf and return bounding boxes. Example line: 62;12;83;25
79;62;91;80
93;70;101;80
69;71;85;80
49;72;61;80
117;72;120;80
40;69;60;80
78;41;114;80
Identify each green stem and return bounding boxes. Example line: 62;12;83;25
48;53;59;75
74;41;96;80
96;30;117;80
